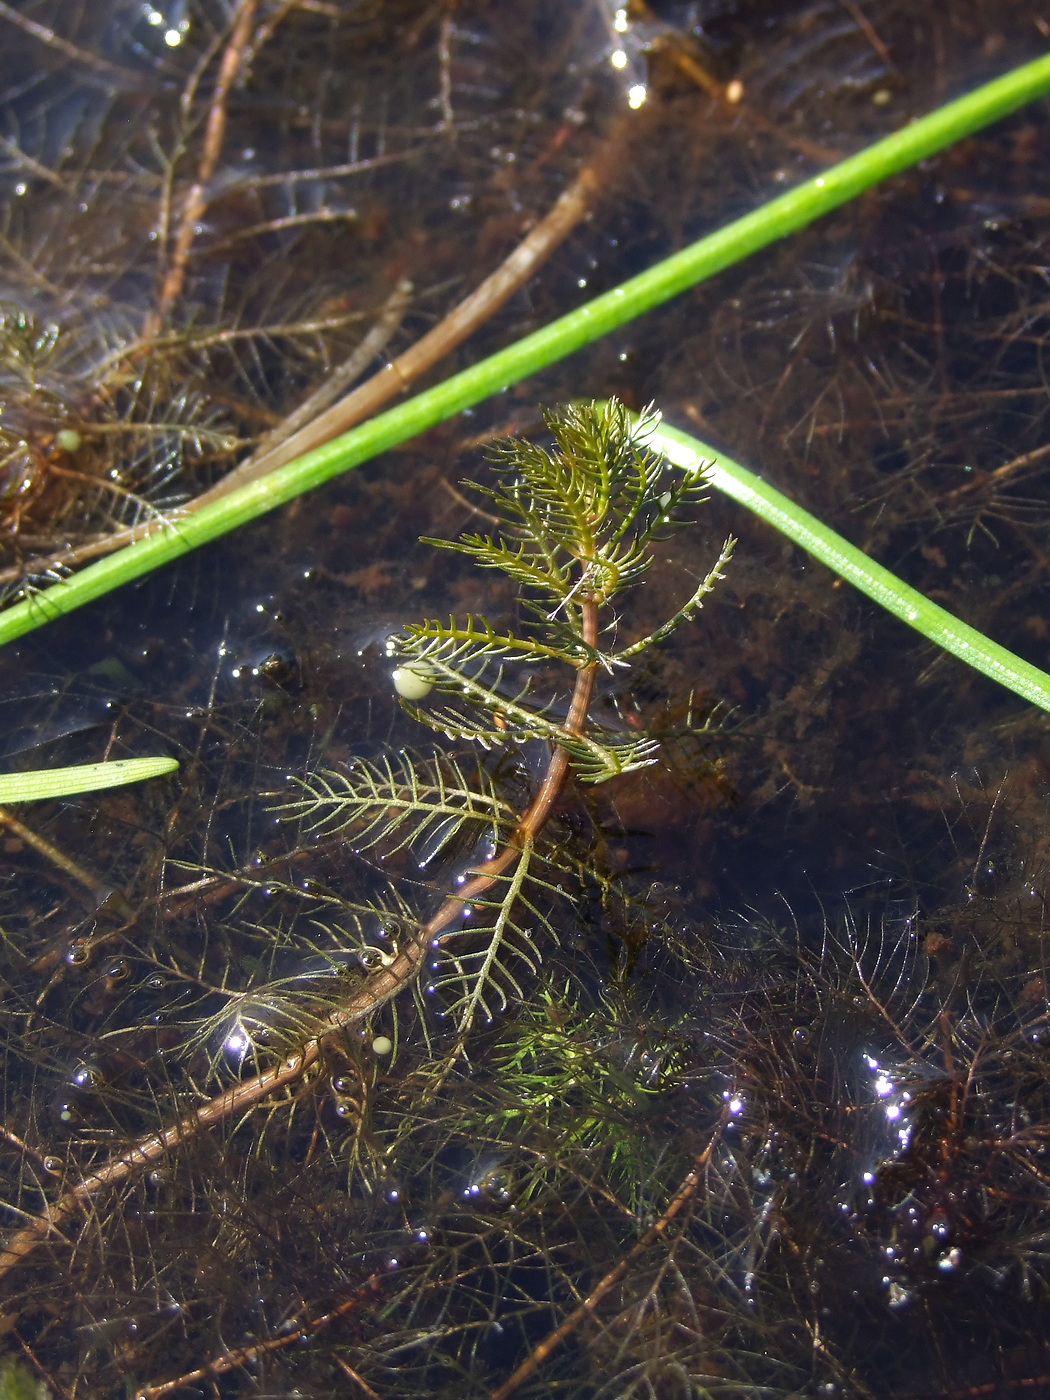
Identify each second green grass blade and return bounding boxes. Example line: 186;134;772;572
2;51;1050;646
640;417;1050;713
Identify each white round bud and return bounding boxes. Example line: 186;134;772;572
391;664;433;700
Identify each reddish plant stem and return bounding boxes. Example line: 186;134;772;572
142;0;259;338
136;1281;381;1400
0;604;599;1289
331;1357;385;1400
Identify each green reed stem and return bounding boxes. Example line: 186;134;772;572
2;51;1050;646
639;417;1050;713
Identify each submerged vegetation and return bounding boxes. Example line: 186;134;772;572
279;398;731;1041
0;398;742;1395
2;2;1050;1397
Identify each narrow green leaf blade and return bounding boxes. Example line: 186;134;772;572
0;757;179;803
639;416;1050;714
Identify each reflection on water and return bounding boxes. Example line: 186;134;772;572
0;1;1049;1396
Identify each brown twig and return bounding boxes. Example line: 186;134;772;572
143;0;259;338
13;1331;74;1400
938;440;1050;508
191;138;616;504
331;1357;385;1400
3;115;623;586
0;805;123;912
0;1;148;87
0;135;68;192
200;278;413;493
0;1128;60;1182
839;0;895;69
488;1110;729;1400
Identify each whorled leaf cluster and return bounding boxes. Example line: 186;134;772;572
392;399;732;783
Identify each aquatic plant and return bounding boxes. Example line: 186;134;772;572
3;6;1050;1397
276;397;730;1034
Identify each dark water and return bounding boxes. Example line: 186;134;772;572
1;2;1050;1396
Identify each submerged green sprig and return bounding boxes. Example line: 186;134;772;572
396;398;732;785
426;399;707;610
284;399;730;1035
283;750;514;856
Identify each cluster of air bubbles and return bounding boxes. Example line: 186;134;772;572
221;1017;257;1068
140;2;189;48
604;6;648;110
860;1052;914;1156
876;1188;967;1293
71;1062;99;1091
331;1072;358;1120
461;1155;515;1209
102;958;130;991
56;1060;105;1127
722;1088;745;1116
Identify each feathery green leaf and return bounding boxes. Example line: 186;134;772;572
278;752;514;855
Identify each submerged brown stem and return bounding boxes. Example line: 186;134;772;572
0;806;123;913
143;0;259;337
2;118;626;586
136;1272;382;1400
156;135;615;507
0;1;146;86
191;278;413;500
